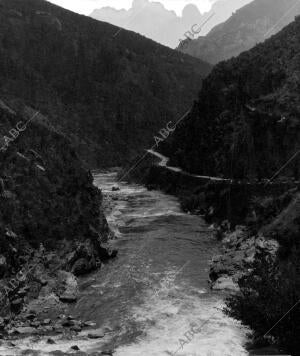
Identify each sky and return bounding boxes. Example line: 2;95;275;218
47;0;214;16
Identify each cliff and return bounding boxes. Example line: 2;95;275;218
0;99;115;322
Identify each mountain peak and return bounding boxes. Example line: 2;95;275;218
90;0;252;48
182;3;202;17
179;0;300;64
132;0;149;9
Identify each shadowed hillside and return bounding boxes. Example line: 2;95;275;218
0;0;211;167
169;16;300;180
0;98;117;319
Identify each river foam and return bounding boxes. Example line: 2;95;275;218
0;171;249;355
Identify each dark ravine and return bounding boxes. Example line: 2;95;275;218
0;1;299;355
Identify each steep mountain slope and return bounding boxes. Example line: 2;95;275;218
91;0;253;49
179;0;300;64
0;0;211;167
0;98;115;317
167;16;300;180
198;0;253;36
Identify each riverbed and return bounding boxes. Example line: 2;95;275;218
0;171;249;356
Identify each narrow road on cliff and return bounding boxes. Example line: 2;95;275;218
147;149;232;182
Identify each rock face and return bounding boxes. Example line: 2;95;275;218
0;100;114;317
179;0;300;64
210;226;278;291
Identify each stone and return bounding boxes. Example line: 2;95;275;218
88;331;105;339
62;319;75;327
59;293;77;303
26;313;36;320
42;319;51;325
14;326;36;334
212;277;240;292
57;271;78;302
47;338;56;344
103;326;113;333
112;186;120;191
83;321;96;327
71;325;82;332
30;321;41;328
71;345;80;351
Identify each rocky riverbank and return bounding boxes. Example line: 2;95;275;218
130;153;299;353
0;100;117;345
209;225;278;292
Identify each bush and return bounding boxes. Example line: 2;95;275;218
225;247;300;355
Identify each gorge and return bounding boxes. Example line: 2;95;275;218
0;0;299;355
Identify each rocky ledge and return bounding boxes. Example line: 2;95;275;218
209;225;278;292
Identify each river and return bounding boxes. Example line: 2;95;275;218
1;171;249;356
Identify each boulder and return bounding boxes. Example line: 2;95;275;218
88;331;105;339
57;271;78;303
71;345;80;351
14;326;37;334
212;277;240;292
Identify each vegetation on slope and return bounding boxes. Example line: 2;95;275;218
0;0;211;167
226;222;300;355
169;16;300;180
